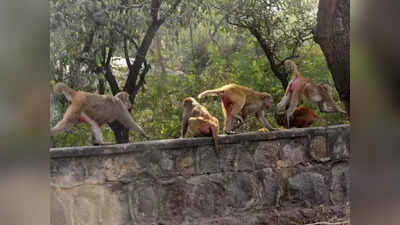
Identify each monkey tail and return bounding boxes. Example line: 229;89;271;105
198;89;224;99
54;82;76;102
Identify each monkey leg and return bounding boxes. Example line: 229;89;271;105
50;104;82;135
188;117;211;136
256;111;278;131
232;120;245;131
276;93;291;113
224;99;245;135
232;113;248;131
224;108;234;134
80;113;104;145
50;118;76;135
285;93;300;128
318;99;347;114
304;83;323;103
189;117;220;153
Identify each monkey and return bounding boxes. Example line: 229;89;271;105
180;97;220;152
50;82;150;145
275;106;325;128
276;60;346;128
198;84;277;134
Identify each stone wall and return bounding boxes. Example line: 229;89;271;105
50;125;350;225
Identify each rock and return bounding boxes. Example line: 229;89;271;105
330;162;350;204
288;172;329;205
310;136;330;162
254;141;280;169
50;125;350;225
280;139;307;167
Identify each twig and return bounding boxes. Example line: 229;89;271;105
303;221;350;225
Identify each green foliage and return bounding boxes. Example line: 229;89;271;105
50;0;349;147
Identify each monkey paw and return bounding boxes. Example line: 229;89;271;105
144;135;151;140
257;128;270;133
93;142;113;146
224;130;237;135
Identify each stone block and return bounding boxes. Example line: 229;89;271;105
330;162;350;204
279;139;307;167
198;145;219;174
288;172;329;205
327;126;350;160
254;141;280;169
310;136;330;162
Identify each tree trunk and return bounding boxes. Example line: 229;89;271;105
314;0;350;115
109;121;130;143
124;21;162;97
112;0;181;143
116;3;162;144
249;28;289;88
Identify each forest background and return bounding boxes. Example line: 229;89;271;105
50;0;349;147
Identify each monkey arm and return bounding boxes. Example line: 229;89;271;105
118;110;150;140
276;92;291;113
256;111;277;131
232;113;248;131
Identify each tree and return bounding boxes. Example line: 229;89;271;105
215;0;317;88
50;0;183;143
313;0;350;114
108;0;183;143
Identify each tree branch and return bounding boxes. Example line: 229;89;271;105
131;60;151;103
77;27;97;63
151;0;162;22
103;47;120;95
101;9;140;50
123;38;132;69
159;0;183;23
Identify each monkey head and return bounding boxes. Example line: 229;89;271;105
116;92;132;110
284;60;291;68
319;84;333;95
284;60;292;72
261;93;274;111
183;97;198;108
283;59;298;74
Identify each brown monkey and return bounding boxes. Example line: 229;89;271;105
181;97;220;152
198;84;277;134
275;106;324;128
276;60;346;127
50;82;149;145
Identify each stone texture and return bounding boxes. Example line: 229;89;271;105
279;138;307;167
310;136;330;162
254;141;280;169
198;145;219;174
288;172;329;205
235;146;255;171
330;162;350;204
50;125;350;225
327;126;350;160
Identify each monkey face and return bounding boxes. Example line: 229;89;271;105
183;97;197;107
284;60;292;72
262;93;274;110
116;92;132;110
